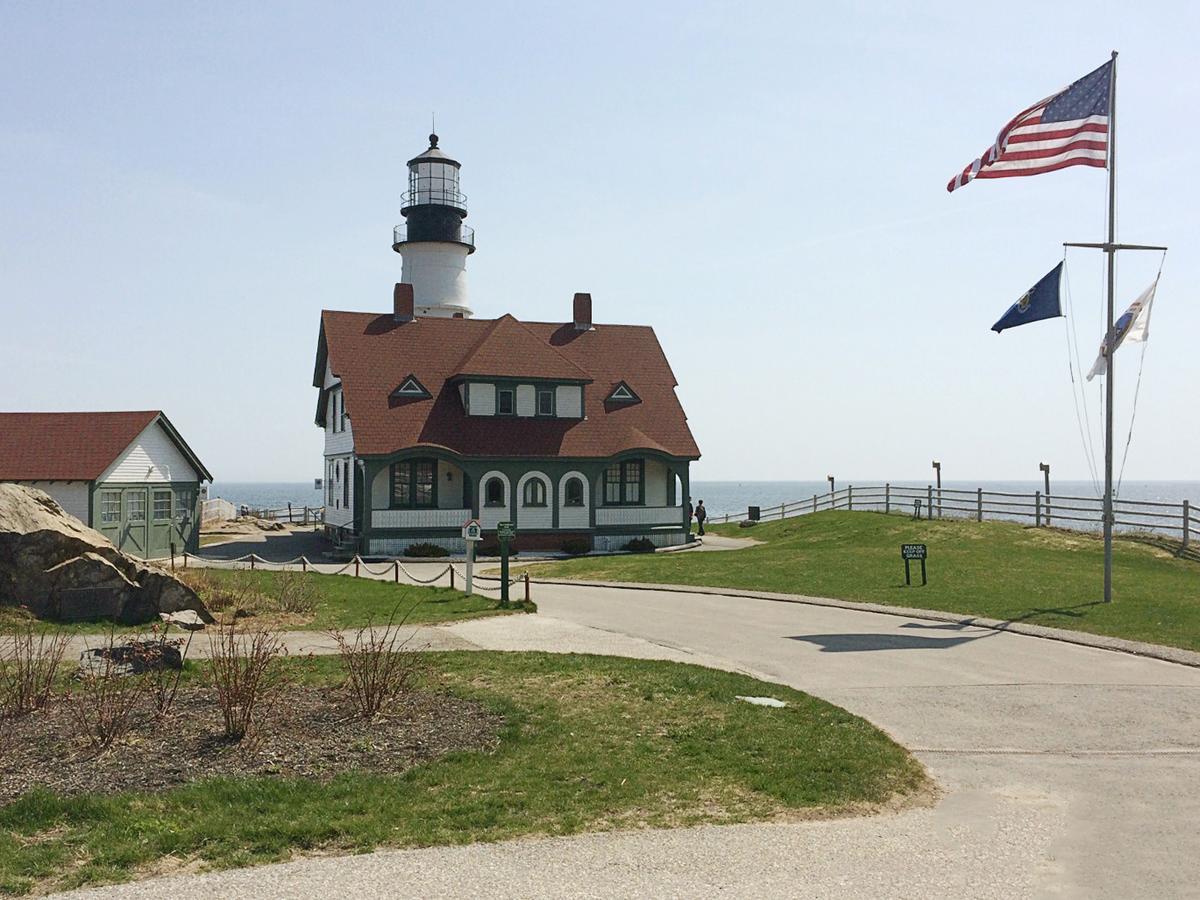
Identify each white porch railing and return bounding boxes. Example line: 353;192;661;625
595;505;684;527
372;508;471;529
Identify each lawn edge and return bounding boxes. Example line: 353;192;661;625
527;577;1200;668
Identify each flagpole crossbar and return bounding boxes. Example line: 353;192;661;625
1063;242;1168;252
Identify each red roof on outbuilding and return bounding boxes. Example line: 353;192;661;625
317;311;700;460
0;411;212;482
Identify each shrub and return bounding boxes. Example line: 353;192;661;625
561;537;590;556
622;538;657;553
404;543;450;558
329;605;424;719
273;568;318;614
179;568;267;615
71;633;147;750
0;627;69;718
207;623;286;742
135;624;192;719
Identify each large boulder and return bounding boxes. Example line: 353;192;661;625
0;484;213;625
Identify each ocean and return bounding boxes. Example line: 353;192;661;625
208;479;1200;519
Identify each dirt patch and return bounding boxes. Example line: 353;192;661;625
0;685;501;804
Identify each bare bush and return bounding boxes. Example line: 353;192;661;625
0;628;69;718
135;624;192;719
330;606;424;719
207;622;286;742
273;569;317;615
70;636;146;751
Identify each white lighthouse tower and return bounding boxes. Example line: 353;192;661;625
392;133;476;318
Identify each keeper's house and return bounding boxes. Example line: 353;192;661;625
313;133;700;555
0;411;212;558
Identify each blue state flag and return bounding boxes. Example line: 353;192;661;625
992;262;1064;333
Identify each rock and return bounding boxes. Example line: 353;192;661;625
0;484;213;626
159;610;207;631
738;519;758;528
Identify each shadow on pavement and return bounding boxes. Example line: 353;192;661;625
786;630;997;653
196;529;331;563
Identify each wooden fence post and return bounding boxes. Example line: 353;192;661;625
354;557;360;577
1183;500;1190;552
450;566;456;590
1035;491;1042;527
813;494;818;513
394;560;400;583
885;483;890;515
977;488;983;523
250;555;256;571
524;572;531;603
848;485;853;511
1045;492;1052;528
927;485;933;520
301;557;308;573
183;552;188;569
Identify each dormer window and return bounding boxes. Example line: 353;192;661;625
391;375;431;399
537;388;555;416
607;381;640;404
497;387;515;416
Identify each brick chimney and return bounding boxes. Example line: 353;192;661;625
572;292;592;331
394;283;414;322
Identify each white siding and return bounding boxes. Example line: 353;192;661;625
516;384;535;417
516;471;553;529
13;481;90;524
325;455;354;528
99;420;200;484
469;383;496;416
558;470;590;530
370;536;466;556
644;458;670;506
595;506;683;526
556;385;582;418
594;531;688;552
324;388;354;455
479;470;510;530
372;508;471;529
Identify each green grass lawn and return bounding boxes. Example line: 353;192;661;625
524;511;1200;651
0;652;927;895
0;569;520;635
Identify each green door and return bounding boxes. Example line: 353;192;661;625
122;488;148;558
96;488;123;547
148;489;175;559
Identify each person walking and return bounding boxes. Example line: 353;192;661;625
695;499;707;536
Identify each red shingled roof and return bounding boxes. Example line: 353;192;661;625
0;411;212;482
317;311;700;460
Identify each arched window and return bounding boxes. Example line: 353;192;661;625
484;477;505;507
564;477;584;507
522;477;547;507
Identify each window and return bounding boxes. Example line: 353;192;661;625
339;392;347;432
607;381;640;403
100;491;121;524
391;459;437;508
327;463;335;505
603;459;644;505
523;478;547;507
127;492;146;522
153;491;172;521
497;388;515;416
484;477;505;507
564;477;584;507
175;490;192;522
342;460;350;507
537;389;555;416
392;375;430;399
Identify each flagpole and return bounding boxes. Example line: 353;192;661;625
1102;49;1118;603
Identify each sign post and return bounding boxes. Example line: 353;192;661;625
497;521;517;607
901;543;927;586
461;519;482;595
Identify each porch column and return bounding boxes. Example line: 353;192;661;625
680;465;691;531
359;458;385;551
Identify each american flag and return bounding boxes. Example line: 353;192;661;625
947;60;1112;192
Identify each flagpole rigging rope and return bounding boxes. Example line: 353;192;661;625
1114;250;1168;497
1061;253;1102;494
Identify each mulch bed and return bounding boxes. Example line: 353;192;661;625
0;686;502;804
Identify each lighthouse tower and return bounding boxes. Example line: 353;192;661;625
392;133;476;318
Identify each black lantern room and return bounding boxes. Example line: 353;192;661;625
392;134;476;254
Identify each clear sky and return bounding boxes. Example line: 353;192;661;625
2;1;1197;484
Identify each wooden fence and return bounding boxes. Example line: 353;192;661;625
202;499;324;526
709;484;1198;550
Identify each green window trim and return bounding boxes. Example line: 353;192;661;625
496;387;515;416
522;477;548;507
602;459;644;506
536;388;555;417
390;459;438;509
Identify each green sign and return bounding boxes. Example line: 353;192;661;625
497;521;517;540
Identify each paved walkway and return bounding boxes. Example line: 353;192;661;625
60;583;1200;899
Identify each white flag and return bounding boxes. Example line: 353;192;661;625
1086;279;1159;381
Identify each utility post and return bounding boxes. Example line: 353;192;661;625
827;474;835;508
932;460;942;518
1039;462;1051;527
